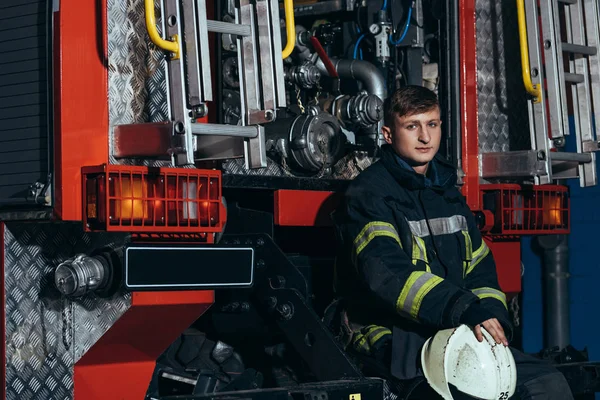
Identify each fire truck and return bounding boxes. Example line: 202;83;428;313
1;0;599;398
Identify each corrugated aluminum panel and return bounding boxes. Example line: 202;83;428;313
0;1;52;205
476;0;532;154
3;222;129;400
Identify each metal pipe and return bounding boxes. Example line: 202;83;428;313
315;58;387;100
538;234;571;349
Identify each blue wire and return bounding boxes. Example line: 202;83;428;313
389;6;412;45
353;34;365;59
382;0;387;11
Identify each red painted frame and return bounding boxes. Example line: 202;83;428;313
274;190;341;226
486;238;522;298
459;0;480;211
53;0;110;221
73;291;214;399
48;3;218;399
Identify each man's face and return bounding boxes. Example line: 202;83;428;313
382;107;442;173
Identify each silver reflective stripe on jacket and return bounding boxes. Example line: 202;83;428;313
407;215;468;237
472;287;508;309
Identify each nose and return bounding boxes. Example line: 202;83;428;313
418;125;431;144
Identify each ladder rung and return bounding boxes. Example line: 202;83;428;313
550;151;593;163
558;0;577;4
206;20;252;36
564;72;585;83
562;42;598;55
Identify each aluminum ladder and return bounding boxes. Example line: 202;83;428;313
113;0;287;168
521;0;600;186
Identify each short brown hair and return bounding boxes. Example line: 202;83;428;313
384;85;439;127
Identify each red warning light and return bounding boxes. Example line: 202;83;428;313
82;165;224;233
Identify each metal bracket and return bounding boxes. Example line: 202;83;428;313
29;173;52;206
215;233;363;381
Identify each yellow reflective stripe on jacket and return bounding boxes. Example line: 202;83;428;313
472;287;508;310
462;230;473;277
351;325;391;354
466;240;490;275
353;221;401;255
411;236;428;264
396;271;443;320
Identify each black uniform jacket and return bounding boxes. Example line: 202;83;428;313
332;144;511;380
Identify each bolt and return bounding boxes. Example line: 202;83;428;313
264;110;275;121
266;296;278;310
229;43;236;51
276;302;294;320
257;238;265;246
537;150;546;161
256;259;266;269
193;104;208;118
174;121;185;134
553;137;566;148
270;275;286;289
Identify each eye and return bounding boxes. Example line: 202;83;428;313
406;124;417;130
428;122;439;128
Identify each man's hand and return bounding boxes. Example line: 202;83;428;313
474;318;509;346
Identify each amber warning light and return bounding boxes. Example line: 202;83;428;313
481;184;570;235
82;165;224;233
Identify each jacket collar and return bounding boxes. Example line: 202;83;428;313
379;144;457;191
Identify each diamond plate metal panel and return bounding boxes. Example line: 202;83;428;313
107;0;173;167
222;158;291;177
222;151;373;180
4;223;129;400
476;0;531;153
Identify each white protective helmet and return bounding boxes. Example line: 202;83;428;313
420;324;517;400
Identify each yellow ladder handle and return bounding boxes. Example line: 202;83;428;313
517;0;541;103
281;0;296;59
145;0;181;60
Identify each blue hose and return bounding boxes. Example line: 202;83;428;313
389;6;412;46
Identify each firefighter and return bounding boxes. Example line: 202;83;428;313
331;85;573;399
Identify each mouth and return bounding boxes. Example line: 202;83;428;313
415;147;432;153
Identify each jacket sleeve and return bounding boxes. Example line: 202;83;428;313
461;202;513;335
335;185;478;329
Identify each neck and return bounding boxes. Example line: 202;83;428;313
413;163;429;175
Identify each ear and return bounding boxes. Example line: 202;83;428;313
382;125;393;145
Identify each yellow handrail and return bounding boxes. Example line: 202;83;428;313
145;0;180;60
281;0;296;59
517;0;541;103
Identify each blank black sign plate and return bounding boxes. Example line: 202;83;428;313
124;245;254;290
